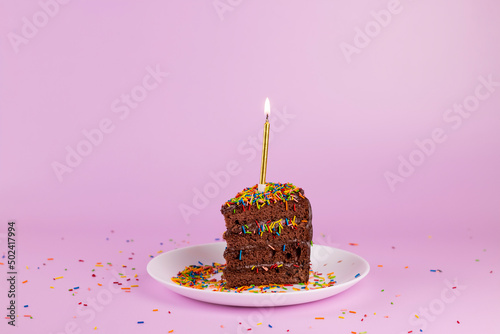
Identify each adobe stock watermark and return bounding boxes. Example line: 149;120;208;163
340;0;410;64
178;106;296;224
400;278;466;333
385;74;499;192
7;0;72;54
51;64;169;182
49;268;129;334
212;0;245;21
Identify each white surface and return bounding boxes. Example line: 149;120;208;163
147;242;370;307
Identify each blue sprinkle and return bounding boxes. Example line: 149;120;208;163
137;321;144;324
215;238;220;241
24;305;28;308
160;242;163;245
430;269;436;272
268;324;272;328
198;261;203;265
239;250;242;260
354;273;360;278
283;245;286;251
74;287;80;290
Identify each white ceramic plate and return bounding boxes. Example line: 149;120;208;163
147;242;369;307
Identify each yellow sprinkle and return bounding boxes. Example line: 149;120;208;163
50;286;54;289
257;323;262;325
94;327;97;330
339;316;344;319
95;265;104;267
54;276;63;280
415;314;419;318
131;285;139;287
120;275;126;278
157;250;163;253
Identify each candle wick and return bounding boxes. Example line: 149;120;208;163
266;114;269;121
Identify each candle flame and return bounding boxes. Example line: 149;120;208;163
264;98;270;117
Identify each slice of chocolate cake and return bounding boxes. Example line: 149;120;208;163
221;182;313;288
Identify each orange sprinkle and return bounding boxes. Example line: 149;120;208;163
47;258;54;261
24;315;31;317
97;283;102;286
168;331;174;333
405;266;409;269
121;287;130;290
22;280;28;284
349;243;358;246
153;309;158;312
384;316;389;318
349;311;356;314
0;262;4;265
315;317;324;320
378;265;383;267
351;332;357;334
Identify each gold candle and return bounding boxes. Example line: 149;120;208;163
258;98;271;192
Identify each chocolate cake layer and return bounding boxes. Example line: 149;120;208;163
224;240;311;267
223;262;310;288
223;221;312;245
221;190;311;230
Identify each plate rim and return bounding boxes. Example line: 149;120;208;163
147;242;370;298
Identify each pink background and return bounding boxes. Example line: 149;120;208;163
0;1;499;333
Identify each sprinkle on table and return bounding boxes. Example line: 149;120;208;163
53;276;63;280
315;317;324;320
